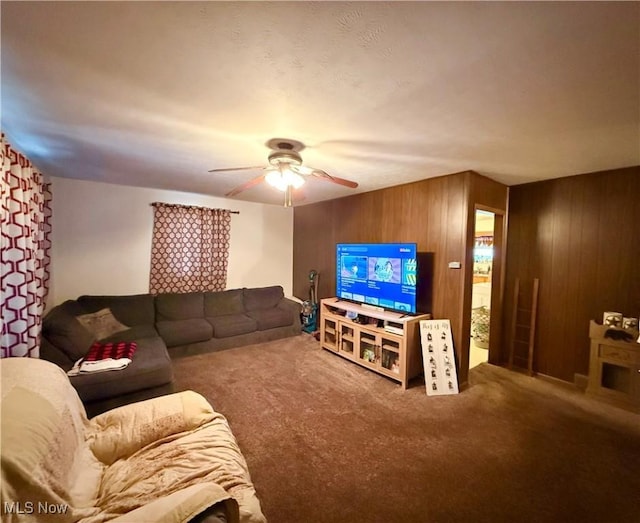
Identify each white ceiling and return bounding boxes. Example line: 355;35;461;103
2;2;638;207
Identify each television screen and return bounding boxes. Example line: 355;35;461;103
336;243;419;313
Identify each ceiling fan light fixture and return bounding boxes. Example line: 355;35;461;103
265;164;305;191
285;169;305;189
265;169;285;190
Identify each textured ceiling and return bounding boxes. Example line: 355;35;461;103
2;2;638;207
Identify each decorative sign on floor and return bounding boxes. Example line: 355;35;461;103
420;319;459;396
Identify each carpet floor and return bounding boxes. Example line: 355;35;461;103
172;334;640;523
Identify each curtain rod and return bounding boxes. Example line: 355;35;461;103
151;202;239;214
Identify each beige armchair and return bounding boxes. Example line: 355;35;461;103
0;357;265;523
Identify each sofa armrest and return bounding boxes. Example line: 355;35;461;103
88;390;215;465
278;298;302;327
39;335;75;371
109;482;239;523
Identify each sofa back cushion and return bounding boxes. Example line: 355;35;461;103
78;294;155;326
155;292;204;321
243;286;284;311
204;289;245;317
42;300;96;361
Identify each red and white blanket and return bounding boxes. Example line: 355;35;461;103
67;341;137;376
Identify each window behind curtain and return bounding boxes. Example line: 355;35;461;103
149;203;231;294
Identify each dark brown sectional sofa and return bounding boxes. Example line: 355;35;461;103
40;285;301;417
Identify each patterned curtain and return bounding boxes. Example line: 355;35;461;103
1;134;53;358
149;203;232;294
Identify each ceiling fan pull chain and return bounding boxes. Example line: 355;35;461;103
284;185;292;207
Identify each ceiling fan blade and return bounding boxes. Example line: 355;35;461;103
310;169;358;189
208;165;264;173
225;173;266;197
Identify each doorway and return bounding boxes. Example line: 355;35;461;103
470;210;495;369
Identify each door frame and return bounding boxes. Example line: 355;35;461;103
471;205;507;367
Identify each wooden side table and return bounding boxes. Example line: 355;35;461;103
587;320;640;412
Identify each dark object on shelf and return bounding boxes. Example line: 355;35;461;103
604;328;635;342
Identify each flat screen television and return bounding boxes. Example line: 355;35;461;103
336;243;432;314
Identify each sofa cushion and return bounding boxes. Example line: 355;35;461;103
42;300;96;361
247;307;293;331
204;289;244;317
243;286;284;312
78;294;155;326
70;336;173;403
156;319;213;348
76;308;129;341
208;314;257;338
156;292;204;321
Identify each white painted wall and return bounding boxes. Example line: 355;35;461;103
48;177;293;307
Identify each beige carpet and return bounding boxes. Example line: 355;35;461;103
172;334;640;523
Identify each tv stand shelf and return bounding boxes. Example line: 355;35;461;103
320;298;430;389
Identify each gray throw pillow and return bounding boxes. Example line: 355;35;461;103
76;308;129;341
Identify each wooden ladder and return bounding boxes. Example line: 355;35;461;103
508;278;539;376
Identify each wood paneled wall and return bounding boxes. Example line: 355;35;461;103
505;166;640;382
293;171;508;385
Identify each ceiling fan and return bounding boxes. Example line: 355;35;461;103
208;138;358;207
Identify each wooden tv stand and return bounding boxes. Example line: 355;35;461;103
319;298;430;389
